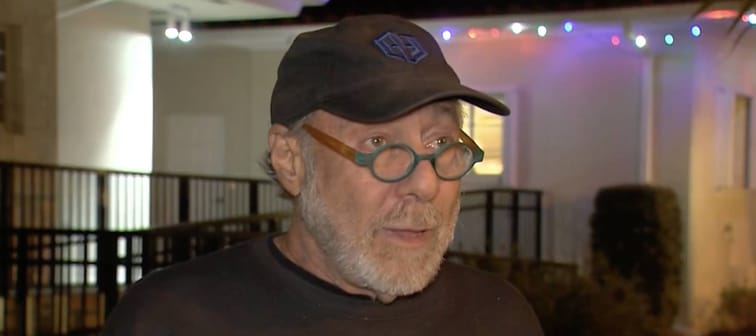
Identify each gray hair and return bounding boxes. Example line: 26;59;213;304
260;115;312;199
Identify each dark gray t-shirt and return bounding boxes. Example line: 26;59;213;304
103;237;543;335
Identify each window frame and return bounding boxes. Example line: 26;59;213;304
713;88;755;190
460;88;519;189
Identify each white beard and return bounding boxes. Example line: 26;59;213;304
298;174;459;298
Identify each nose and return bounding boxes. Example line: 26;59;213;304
397;158;440;201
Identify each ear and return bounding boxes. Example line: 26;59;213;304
268;124;305;197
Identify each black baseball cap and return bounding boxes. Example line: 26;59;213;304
270;15;510;126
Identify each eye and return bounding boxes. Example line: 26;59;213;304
367;136;386;148
428;136;452;149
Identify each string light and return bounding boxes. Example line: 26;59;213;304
748;13;756;25
690;25;702;37
563;21;574;32
634;35;647;48
511;23;524;34
435;18;728;51
664;33;674;46
537;25;548;37
611;35;621;46
442;29;452;41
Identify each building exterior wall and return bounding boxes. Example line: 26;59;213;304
57;1;153;172
0;0;57;163
685;25;756;331
152;44;280;177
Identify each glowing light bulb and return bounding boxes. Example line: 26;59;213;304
510;23;524;35
563;21;574;33
467;29;477;39
537;26;547;37
164;27;178;39
634;35;647;48
611;35;621;46
442;30;452;41
664;33;674;46
178;30;193;42
748;13;756;24
691;25;702;37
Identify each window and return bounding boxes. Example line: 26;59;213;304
462;100;504;175
733;94;752;188
714;90;754;189
460;91;518;186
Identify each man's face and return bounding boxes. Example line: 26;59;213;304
298;102;462;298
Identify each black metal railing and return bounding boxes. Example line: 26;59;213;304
454;188;543;260
0;160;548;335
0;160;291;231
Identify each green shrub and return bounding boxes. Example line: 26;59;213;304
707;285;756;335
590;184;683;329
506;262;662;336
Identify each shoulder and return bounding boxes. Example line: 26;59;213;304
102;238;269;335
136;238;262;290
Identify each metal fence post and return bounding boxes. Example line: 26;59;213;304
0;163;10;297
95;173;118;317
510;191;520;260
535;191;542;262
173;177;190;262
484;190;494;255
248;180;259;215
15;230;28;335
178;177;189;223
0;163;11;333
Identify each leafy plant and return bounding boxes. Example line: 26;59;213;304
506;261;663;336
707;285;756;335
590;185;683;330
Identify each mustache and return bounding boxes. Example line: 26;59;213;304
379;201;444;229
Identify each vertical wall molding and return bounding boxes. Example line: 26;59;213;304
640;55;657;183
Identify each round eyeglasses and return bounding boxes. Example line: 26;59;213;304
302;124;484;183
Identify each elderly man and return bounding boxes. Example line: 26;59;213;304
103;15;543;335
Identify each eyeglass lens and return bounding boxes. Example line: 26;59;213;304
371;143;474;181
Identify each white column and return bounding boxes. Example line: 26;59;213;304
640;55;657;183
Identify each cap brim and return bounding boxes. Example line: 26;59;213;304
318;76;510;123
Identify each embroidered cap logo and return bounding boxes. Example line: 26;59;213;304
373;32;428;64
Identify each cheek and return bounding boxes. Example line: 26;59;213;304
315;155;389;217
435;182;461;218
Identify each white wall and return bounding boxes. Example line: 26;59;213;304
443;33;644;266
651;49;697;330
57;2;153;172
152;43;281;177
684;25;756;331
